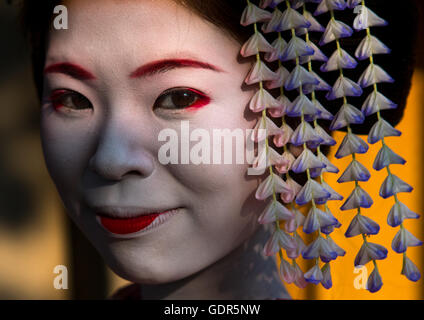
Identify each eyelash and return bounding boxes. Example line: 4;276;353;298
48;87;211;112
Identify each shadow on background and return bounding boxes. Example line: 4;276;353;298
0;0;109;299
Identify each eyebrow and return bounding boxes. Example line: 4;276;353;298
130;58;223;78
43;62;96;80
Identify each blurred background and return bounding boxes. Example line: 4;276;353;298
0;1;423;299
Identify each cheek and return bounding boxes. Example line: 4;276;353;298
40;115;95;199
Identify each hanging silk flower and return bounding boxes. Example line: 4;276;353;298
240;0;422;294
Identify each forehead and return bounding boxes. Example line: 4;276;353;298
46;0;240;72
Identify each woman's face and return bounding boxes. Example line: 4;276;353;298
41;0;265;283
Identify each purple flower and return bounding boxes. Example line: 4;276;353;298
257;199;294;224
321;181;344;201
241;2;272;26
373;144;406;171
341;185;373;211
291;148;326;173
326;75;363;100
337;159;371;183
368;118;401;144
302;236;338;261
303;206;338;234
290;121;324;147
304;264;323;285
286;93;321;118
345;214;380;238
387;201;420;228
321;263;333;289
353;5;388;31
355;35;391;61
361;91;397;117
255;172;292;201
391;227;423;253
321;48;358;72
263;227;296;256
367;267;383;293
280;35;315;61
314;0;347;16
358;64;394;88
320;19;353;46
296;10;325;36
335;132;369;159
401;256;421;282
296;180;331;206
379;174;413;199
330;103;365;131
354;242;388;267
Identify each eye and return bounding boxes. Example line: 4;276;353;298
153;88;210;110
50;89;92;111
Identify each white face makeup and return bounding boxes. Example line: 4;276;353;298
40;0;266;285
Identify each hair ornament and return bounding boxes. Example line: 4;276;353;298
240;0;422;293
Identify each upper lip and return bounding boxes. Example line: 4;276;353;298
87;205;181;219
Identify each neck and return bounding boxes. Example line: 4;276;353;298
140;225;291;300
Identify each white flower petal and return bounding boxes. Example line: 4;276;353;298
326;75;363;100
296;180;331;206
264;37;288;62
380;174;413;199
392;227;423;253
249;88;282;113
361;91;397;117
373;144;406;171
265;65;290;89
387;201;420;227
358;64;394;88
258;199;294;224
320;19;353;46
355;35;391;60
287;93;321;117
280;36;315;61
255;172;292;200
299;41;328;64
240;32;275;57
329;103;365;131
296;10;325;36
335;132;369;159
368;118;401;144
290;121;324;146
354;242;388;266
285;65;319;91
341;185;373;210
353;5;388;31
314;0;347;16
291;148;326;173
241;2;272;26
251;114;282;142
321;48;358;72
245;60;279;85
337;159;371;183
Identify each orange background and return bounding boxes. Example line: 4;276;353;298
285;70;424;300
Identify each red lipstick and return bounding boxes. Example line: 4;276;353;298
96;208;181;235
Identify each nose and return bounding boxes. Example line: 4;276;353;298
88;115;155;181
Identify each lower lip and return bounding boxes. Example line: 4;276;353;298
96;208;181;236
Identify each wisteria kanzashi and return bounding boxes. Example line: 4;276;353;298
240;0;422;293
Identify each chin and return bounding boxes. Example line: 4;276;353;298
96;243;206;285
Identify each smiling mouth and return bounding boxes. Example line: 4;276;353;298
95;208;182;235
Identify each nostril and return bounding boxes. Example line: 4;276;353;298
123;170;143;177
